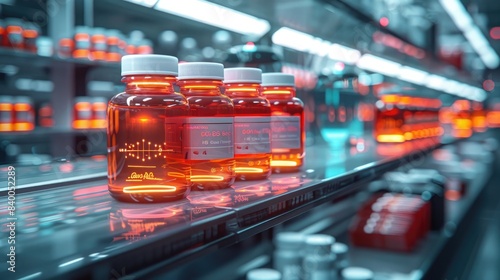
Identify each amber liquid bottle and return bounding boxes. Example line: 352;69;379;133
107;54;190;202
224;68;271;180
261;73;305;172
178;62;235;189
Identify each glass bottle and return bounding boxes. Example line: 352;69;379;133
262;73;305;172
178;62;235;190
224;68;271;180
107;54;190;202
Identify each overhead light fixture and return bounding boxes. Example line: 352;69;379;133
329;44;361;65
398;66;428;85
439;0;499;69
155;0;271;37
426;75;448;91
356;54;401;77
272;27;361;64
124;0;158;7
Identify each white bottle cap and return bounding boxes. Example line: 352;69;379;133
275;232;305;250
247;268;281;280
261;73;295;87
178;62;224;80
224;67;262;83
341;267;374;280
121;54;178;76
304;234;335;255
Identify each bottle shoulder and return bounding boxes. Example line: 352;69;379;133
109;92;188;107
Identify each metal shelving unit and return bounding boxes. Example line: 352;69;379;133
0;136;455;280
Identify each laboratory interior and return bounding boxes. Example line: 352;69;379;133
1;0;500;279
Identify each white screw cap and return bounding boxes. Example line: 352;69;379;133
121;54;178;76
341;267;374;280
262;73;295;87
224;67;262;83
178;62;224;80
247;268;281;280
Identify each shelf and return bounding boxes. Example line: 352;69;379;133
0;134;455;280
0;47;120;69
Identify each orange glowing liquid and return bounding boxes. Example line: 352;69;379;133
374;105;404;143
262;86;305;172
225;83;271;180
107;76;190;202
178;80;235;189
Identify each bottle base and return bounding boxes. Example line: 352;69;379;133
109;188;189;203
236;172;271;181
272;166;302;173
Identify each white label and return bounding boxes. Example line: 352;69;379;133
271;116;301;149
234;116;271;155
183;117;234;160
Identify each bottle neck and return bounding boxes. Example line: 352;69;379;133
122;75;176;94
177;79;223;96
224;83;261;98
261;86;296;99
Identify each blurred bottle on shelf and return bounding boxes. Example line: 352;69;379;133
332;242;349;273
302;234;337;280
58;37;74;58
106;29;122;62
471;102;486;132
0;96;14;132
451;100;472;138
91;97;107;129
73;96;93;130
90;27;107;61
4;18;24;49
273;232;305;280
0;20;4;45
38;103;53;128
262;73;305;172
73;26;91;59
23;22;39;53
37;36;53;57
13;96;34;131
135;39;153;55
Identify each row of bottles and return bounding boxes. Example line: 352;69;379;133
59;26;153;62
0;96;108;132
107;54;305;203
0;18;39;52
0;96;35;132
374;94;443;143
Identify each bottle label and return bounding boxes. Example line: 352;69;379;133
234;116;271;155
271;116;301;149
183;117;234;160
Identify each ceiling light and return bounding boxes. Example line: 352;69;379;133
398;66;428;85
272;27;360;64
356;54;401;77
124;0;158;7
155;0;271;37
425;75;448;91
439;0;500;69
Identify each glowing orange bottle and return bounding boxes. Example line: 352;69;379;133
178;62;235;189
107;55;190;202
224;68;271;180
261;73;305;172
